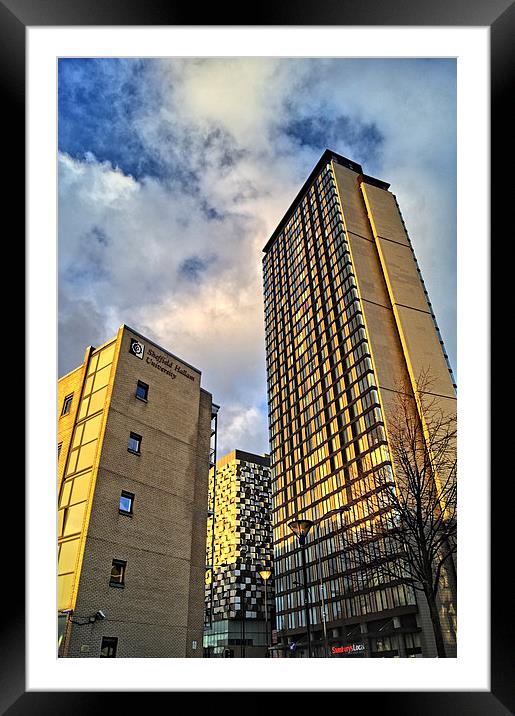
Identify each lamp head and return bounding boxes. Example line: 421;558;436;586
288;519;314;543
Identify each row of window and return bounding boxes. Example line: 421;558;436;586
274;581;416;631
97;536;130;658
101;374;144;654
109;376;144;577
263;217;344;308
263;171;341;295
264;193;355;315
266;300;367;394
264;243;356;335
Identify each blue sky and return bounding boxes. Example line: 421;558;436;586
58;57;456;458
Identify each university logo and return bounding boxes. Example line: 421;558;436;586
129;339;145;359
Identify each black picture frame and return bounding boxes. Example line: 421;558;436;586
7;0;508;712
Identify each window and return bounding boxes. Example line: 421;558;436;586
100;636;118;657
110;559;126;587
135;380;149;401
61;394;73;416
58;443;62;458
119;491;134;515
128;432;142;455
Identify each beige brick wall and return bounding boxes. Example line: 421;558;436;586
333;164;412;414
360;182;411;246
332;162;371;238
374;237;430;313
360;181;456;401
344;231;391;308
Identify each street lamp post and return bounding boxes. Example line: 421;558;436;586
313;520;330;657
259;566;272;657
313;505;351;657
288;519;314;658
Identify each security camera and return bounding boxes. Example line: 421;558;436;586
95;610;106;620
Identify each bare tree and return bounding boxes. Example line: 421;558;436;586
342;371;457;657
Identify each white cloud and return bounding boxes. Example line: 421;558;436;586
59;58;457;457
58;150;270;454
172;59;281;147
216;405;269;460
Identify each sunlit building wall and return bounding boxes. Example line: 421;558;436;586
57;324;213;658
262;149;457;658
204;450;274;657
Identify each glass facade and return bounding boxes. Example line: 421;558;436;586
263;159;417;654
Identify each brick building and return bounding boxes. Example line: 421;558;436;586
57;324;214;658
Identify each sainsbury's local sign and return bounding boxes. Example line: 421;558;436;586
332;643;365;655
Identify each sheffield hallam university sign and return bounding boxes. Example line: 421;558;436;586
129;339;196;382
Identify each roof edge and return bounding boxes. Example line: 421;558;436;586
121;324;202;376
262;149;363;255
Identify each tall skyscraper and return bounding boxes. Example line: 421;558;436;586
204;450;274;657
57;324;214;657
262;149;457;658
